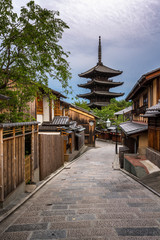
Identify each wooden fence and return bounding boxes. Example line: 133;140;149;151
69;106;96;146
0;122;39;203
39;133;64;180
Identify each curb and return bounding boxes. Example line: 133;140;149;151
120;168;160;198
0;147;89;223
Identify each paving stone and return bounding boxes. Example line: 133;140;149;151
50;221;91;229
41;210;75;216
67;229;91;238
13;217;41;224
97;213;137;220
5;223;48;232
40;216;66;223
30;230;66;239
0;232;30;240
52;205;68;210
67;214;96;221
116;227;160;236
118;237;160;240
1;141;160;239
92;219;159;228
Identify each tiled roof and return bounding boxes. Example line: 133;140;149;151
78;79;123;88
126;67;160;101
79;64;122;78
88;102;110;107
120;121;148;136
143;100;160;118
78;91;124;98
114;106;132;116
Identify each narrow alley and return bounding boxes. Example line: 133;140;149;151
0;141;160;239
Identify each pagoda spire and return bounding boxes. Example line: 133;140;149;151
98;36;102;65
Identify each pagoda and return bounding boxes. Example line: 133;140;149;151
77;36;124;108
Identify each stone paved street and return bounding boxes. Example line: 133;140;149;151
0;141;160;239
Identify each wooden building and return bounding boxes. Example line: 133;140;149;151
27;88;66;123
120;67;160;155
77;36;124;109
143;100;160;167
68;104;98;146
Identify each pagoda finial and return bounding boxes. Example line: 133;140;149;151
98;36;102;65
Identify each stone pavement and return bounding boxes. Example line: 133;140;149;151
0;141;160;240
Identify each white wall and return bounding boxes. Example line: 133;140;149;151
52;99;54;120
43;96;50;122
37;114;43;124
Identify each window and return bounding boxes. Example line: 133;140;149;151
134;99;139;109
143;93;148;107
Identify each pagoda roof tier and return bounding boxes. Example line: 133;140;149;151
78;79;123;89
79;64;122;79
77;91;124;99
88;102;110;107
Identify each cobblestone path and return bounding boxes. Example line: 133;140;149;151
0;141;160;239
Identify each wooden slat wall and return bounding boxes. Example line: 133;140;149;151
15;136;24;187
39;134;64;180
69;108;96;146
3;136;25;199
0;124;39;202
148;117;160;152
34;132;38;170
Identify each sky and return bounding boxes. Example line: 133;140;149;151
12;0;160;103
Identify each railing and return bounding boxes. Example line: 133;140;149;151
132;105;147;115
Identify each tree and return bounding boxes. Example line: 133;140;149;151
74;100;91;111
92;99;132;127
0;0;71;122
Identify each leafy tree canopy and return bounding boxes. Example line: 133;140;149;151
74;100;91;111
92;98;132;127
0;0;71;122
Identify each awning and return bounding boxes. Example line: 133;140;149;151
120;121;148;136
143;100;160;118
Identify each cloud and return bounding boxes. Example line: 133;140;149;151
12;0;160;101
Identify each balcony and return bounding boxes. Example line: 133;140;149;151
132;105;147;116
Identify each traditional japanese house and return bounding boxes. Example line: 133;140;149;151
68;104;98;146
120;67;160;155
77;36;124;109
114;106;132;121
143;100;160;167
27;88;66;123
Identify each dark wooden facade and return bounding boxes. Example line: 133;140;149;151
148;117;160;152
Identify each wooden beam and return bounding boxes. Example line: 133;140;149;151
0;128;4;202
69;107;95;119
12;127;16;189
31;125;34;181
22;126;25;181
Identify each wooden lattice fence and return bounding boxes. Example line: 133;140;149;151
0;122;39;203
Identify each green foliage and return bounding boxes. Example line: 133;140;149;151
93;99;132;126
0;0;71;122
74;100;91;111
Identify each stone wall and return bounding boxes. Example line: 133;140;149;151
146;147;160;168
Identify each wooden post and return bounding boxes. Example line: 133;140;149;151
37;125;39;168
22;126;25;182
12;127;16;189
0;128;4;202
31;125;34;181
